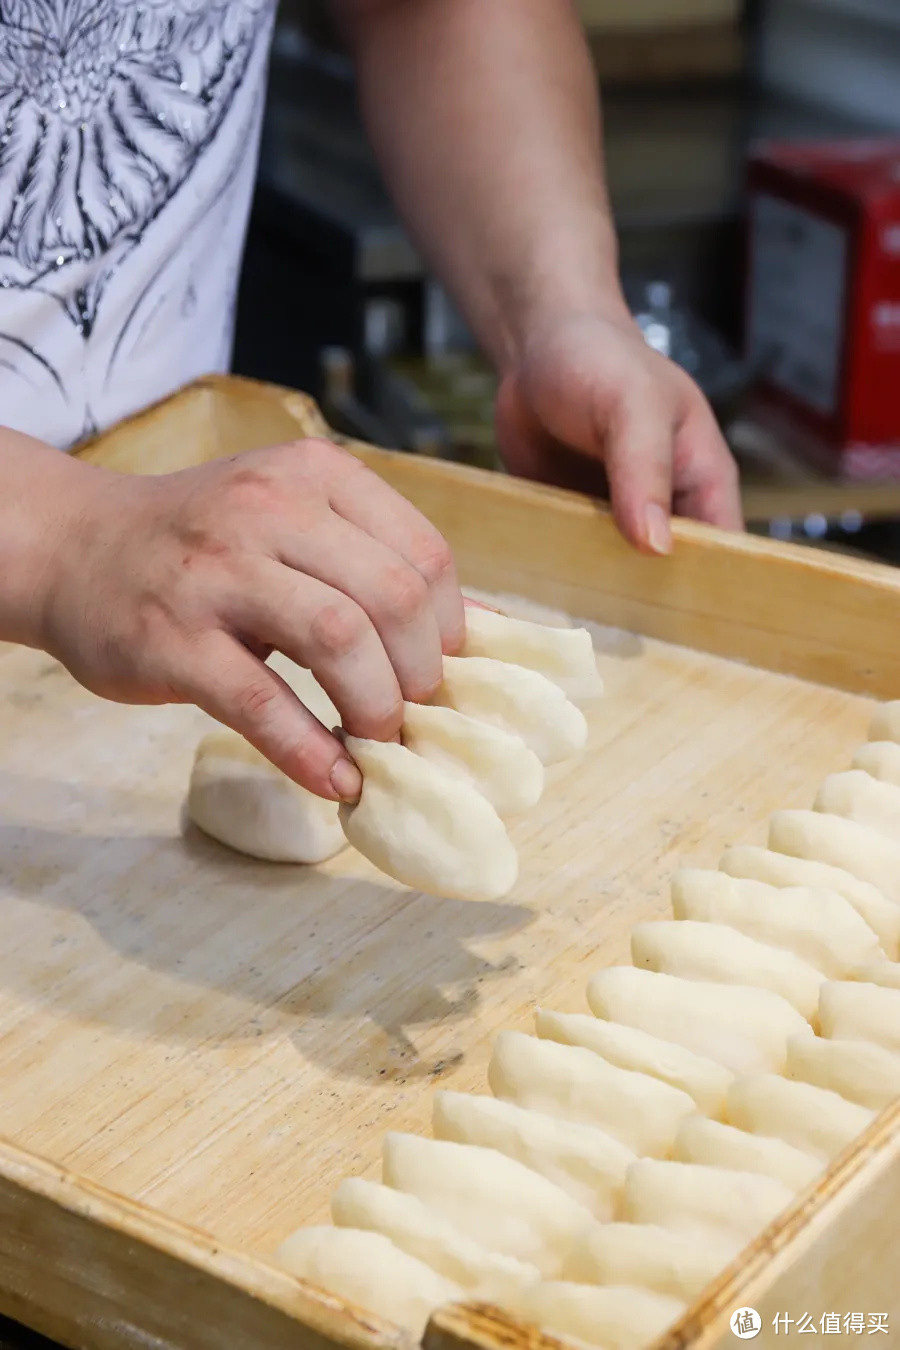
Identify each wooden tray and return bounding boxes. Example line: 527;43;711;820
1;375;899;1350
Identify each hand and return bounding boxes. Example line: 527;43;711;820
35;439;465;801
495;310;744;553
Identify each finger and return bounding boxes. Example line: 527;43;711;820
602;396;675;555
496;374;609;497
222;562;404;742
176;632;362;801
673;404;745;532
324;456;466;654
278;513;444;702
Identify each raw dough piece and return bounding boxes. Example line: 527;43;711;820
187;731;346;863
434;656;587;765
726;1074;875;1161
565;1222;734;1302
853;740;900;790
819;980;900;1054
674;1115;820;1191
401;701;544;815
769;810;900;907
869;702;900;743
622;1159;793;1246
507;1281;684;1350
331;1178;537;1301
672;868;883;977
266;652;341;725
339;735;517;902
461;606;603;703
535;1009;732;1118
786;1033;900;1111
631;920;823;1021
586;967;811;1077
816;770;900;840
488;1030;695;1158
720;844;900;959
433;1090;633;1219
382;1133;594;1277
853;960;900;991
274;1226;462;1334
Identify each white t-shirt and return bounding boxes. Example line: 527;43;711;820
0;0;277;448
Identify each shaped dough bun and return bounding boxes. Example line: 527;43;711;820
816;770;900;842
331;1178;537;1301
432;1090;634;1219
382;1132;595;1278
187;731;346;864
435;656;588;766
586;966;811;1077
266;652;340;726
535;1008;733;1118
869;701;900;744
400;701;544;816
274;1225;462;1335
622;1159;794;1247
672;868;883;978
488;1030;695;1158
785;1033;900;1111
507;1281;685;1350
631;919;823;1021
726;1074;875;1161
853;960;900;991
819;980;900;1055
853;741;900;791
461;606;604;703
673;1114;820;1192
339;735;517;902
769;810;900;906
720;844;900;959
565;1222;735;1302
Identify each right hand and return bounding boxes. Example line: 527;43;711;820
35;438;465;801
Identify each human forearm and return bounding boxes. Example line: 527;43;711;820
339;0;628;370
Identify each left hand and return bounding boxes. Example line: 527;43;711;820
495;310;744;554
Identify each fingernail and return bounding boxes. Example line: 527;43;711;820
330;756;362;802
645;503;672;555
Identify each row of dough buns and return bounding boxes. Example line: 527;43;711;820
273;703;900;1346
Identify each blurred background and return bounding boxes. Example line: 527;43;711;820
231;0;900;563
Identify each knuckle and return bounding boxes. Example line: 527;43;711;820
233;678;282;727
408;532;454;588
296;436;354;476
222;463;283;513
309;601;368;660
377;564;429;626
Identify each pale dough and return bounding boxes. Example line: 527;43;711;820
671;868;883;978
854;960;900;990
488;1029;695;1158
273;1225;462;1334
622;1159;794;1246
432;1089;634;1220
854;740;900;789
720;844;900;959
631;919;823;1021
339;735;517;902
819;979;900;1054
769;810;900;906
869;701;900;743
586;966;811;1076
400;700;544;815
673;1114;820;1192
460;606;603;703
330;1178;537;1301
816;769;900;840
786;1033;900;1111
434;655;588;766
507;1281;685;1350
534;1008;733;1119
726;1073;875;1161
381;1132;594;1278
565;1222;736;1302
187;730;346;864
